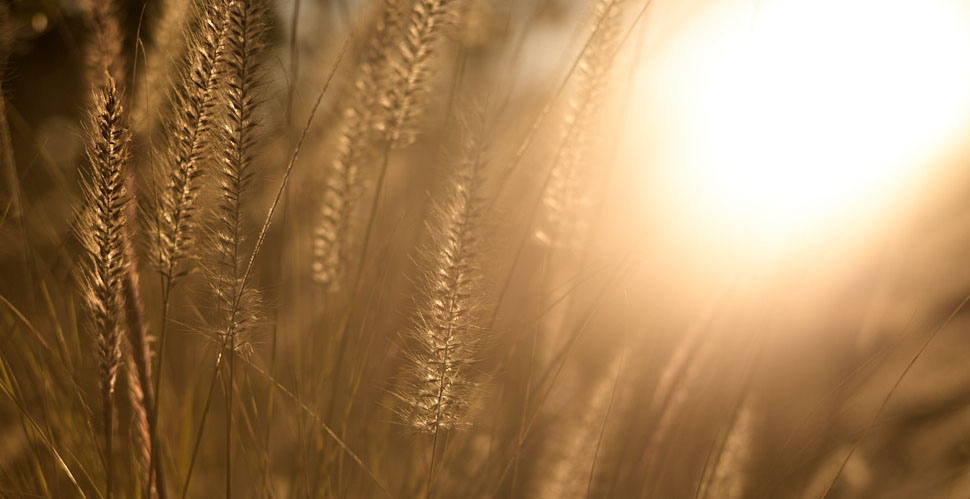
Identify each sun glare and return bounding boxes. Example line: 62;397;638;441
638;0;970;252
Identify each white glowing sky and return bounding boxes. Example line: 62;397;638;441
629;0;970;252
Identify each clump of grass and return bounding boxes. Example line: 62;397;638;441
76;73;130;499
7;0;924;497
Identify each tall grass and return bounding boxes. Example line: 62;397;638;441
3;0;970;498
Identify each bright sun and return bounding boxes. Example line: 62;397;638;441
636;0;970;252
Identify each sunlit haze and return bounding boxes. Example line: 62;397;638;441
8;0;970;496
633;0;970;253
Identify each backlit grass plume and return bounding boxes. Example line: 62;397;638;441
532;361;620;499
312;0;400;291
536;0;625;250
699;402;753;499
379;0;457;147
397;126;488;434
397;121;489;497
76;74;130;499
207;0;269;493
144;2;230;493
208;0;267;351
82;1;161;493
151;0;231;281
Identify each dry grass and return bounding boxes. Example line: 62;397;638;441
76;73;130;499
4;1;970;498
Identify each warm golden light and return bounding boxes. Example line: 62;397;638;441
637;0;970;251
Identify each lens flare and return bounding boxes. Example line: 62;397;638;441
635;0;970;252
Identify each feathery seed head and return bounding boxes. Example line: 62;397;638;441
151;0;233;281
312;0;402;290
206;0;269;352
397;124;488;432
378;0;457;148
77;74;130;398
536;0;625;251
312;106;367;290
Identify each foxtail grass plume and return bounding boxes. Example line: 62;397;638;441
312;0;401;291
315;0;456;294
536;0;625;251
206;2;270;494
700;402;753;499
208;0;269;352
379;0;457;148
121;334;153;492
398;126;488;432
76;74;130;498
532;360;619;499
151;0;231;281
82;1;163;493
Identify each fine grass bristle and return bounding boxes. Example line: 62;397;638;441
76;73;130;499
133;0;192;138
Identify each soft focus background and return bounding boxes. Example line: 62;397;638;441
5;0;970;497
